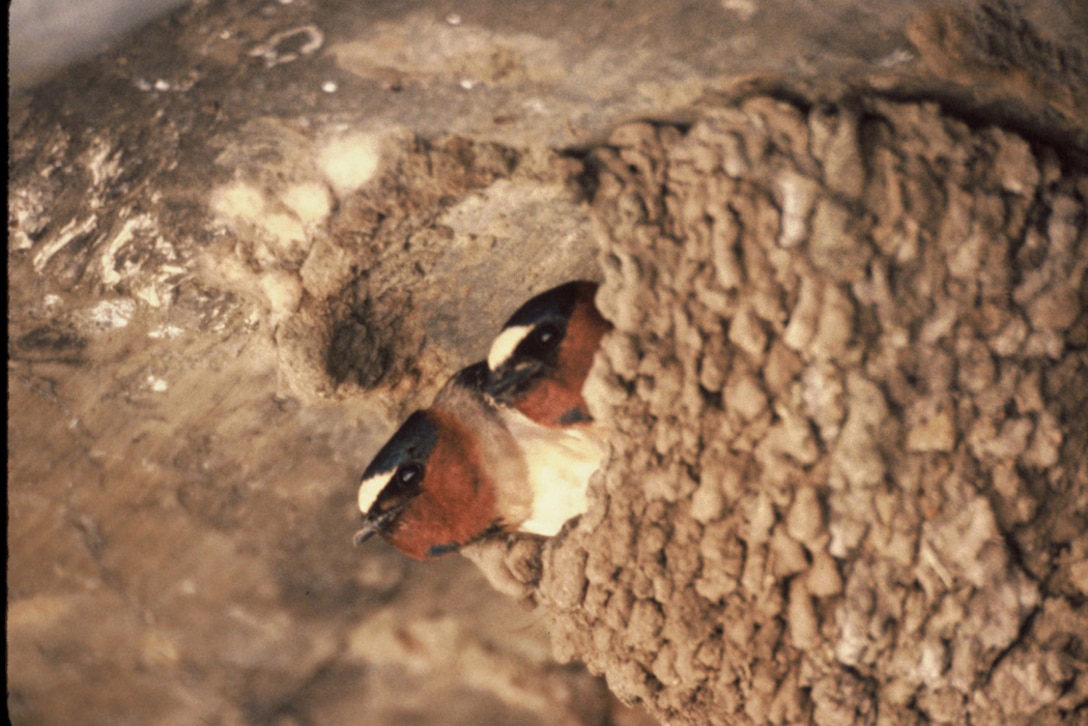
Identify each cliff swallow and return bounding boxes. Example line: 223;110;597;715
354;362;605;560
486;281;612;427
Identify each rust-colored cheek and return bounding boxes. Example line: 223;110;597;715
383;411;502;560
537;295;611;427
516;376;585;428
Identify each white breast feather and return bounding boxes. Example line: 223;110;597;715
498;408;607;536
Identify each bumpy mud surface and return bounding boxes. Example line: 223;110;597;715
532;93;1088;724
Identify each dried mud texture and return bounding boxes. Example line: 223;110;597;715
535;95;1088;724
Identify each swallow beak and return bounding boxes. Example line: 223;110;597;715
488;359;544;398
352;520;382;547
352;509;397;547
353;498;415;547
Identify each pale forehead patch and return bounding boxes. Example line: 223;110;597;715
487;324;534;371
357;469;395;514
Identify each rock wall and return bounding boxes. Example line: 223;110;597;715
534;93;1088;724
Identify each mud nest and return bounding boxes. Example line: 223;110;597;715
510;93;1088;724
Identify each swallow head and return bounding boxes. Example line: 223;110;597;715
486;281;612;427
353;411;436;552
354;362;531;560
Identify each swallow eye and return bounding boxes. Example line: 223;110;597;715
533;323;561;348
395;463;423;489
